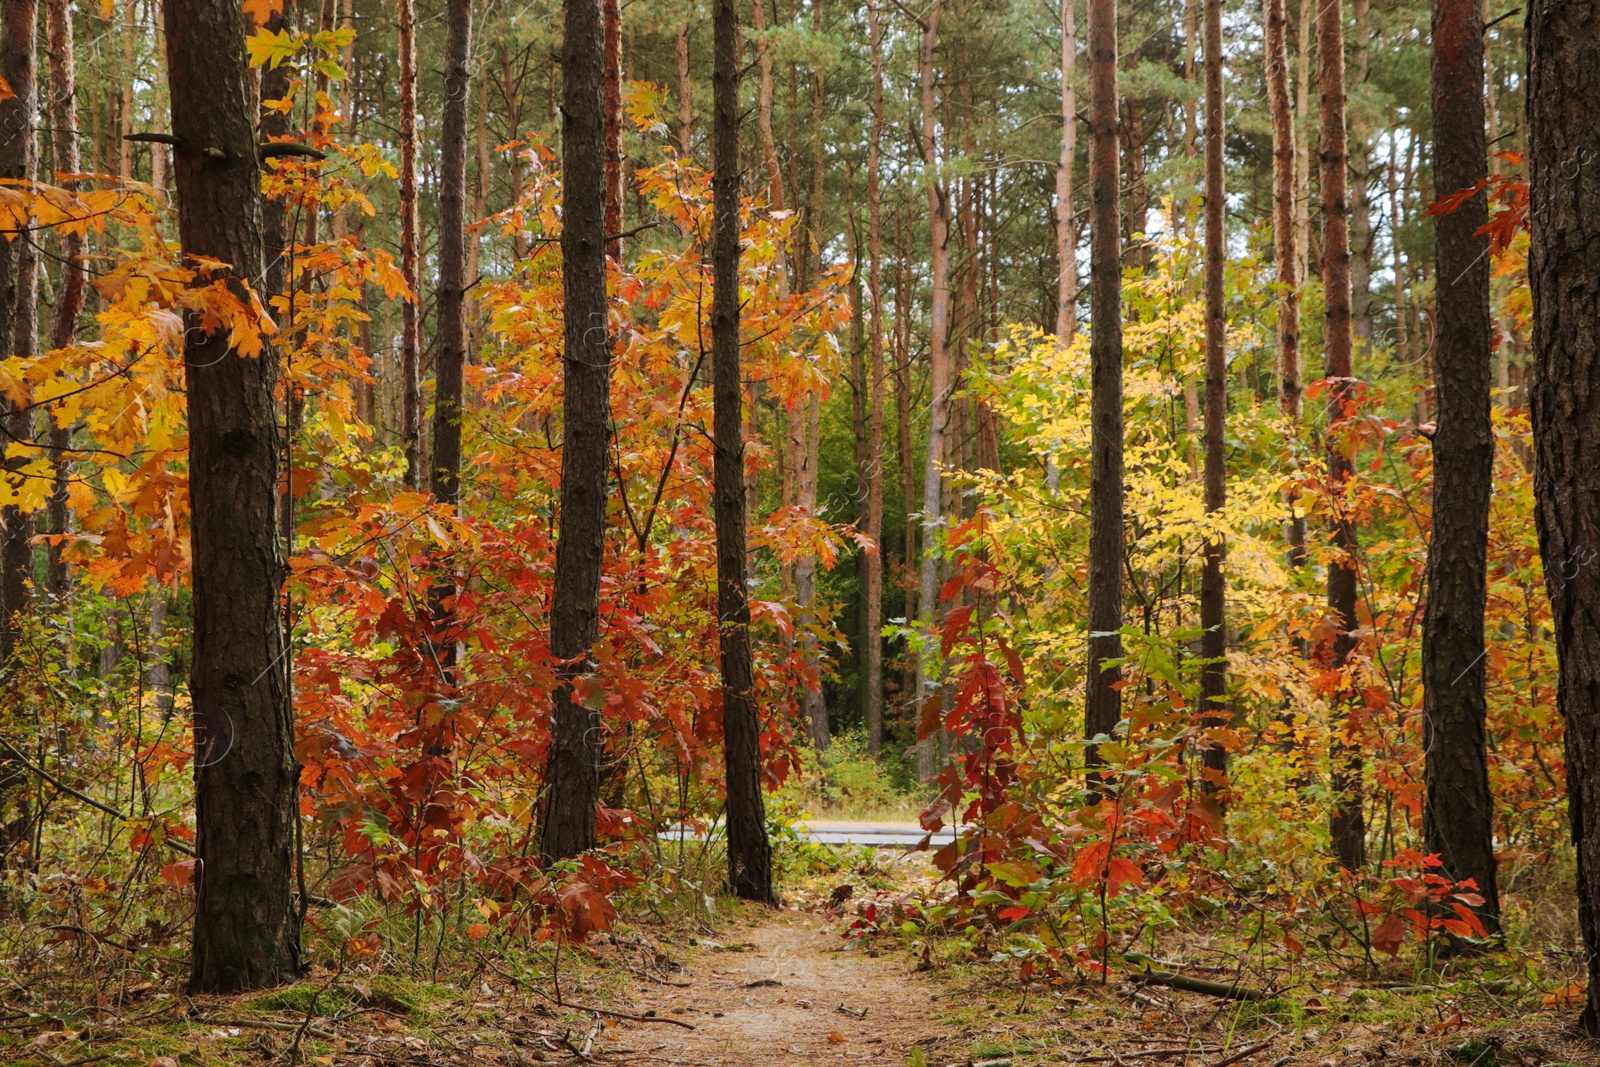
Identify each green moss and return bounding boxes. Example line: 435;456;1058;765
244;983;352;1014
1448;1039;1500;1067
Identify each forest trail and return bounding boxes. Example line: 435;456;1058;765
610;914;957;1066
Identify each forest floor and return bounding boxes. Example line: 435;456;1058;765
11;851;1600;1067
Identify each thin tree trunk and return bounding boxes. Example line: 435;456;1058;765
913;0;951;780
1293;0;1313;286
0;0;36;862
712;0;772;903
1423;0;1500;941
1182;0;1197;163
1265;0;1303;565
540;0;611;864
1320;0;1363;872
1055;0;1077;340
165;0;300;990
1085;0;1124;769
0;0;35;666
429;0;472;534
399;0;423;486
896;212;916;631
466;37;489;358
798;20;827;752
915;0;947;780
863;0;886;756
1529;0;1600;1028
749;0;784;213
44;0;86;597
119;0;134;179
677;20;693;157
1198;0;1227;791
602;0;622;261
1348;0;1373;351
1388;139;1412;372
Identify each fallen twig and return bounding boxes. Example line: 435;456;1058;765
617;960;692;987
1126;966;1266;1002
199;1017;336;1040
1077;1049;1217;1063
1205;1039;1274;1067
835;1002;867;1018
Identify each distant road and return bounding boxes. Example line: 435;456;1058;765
796;820;956;847
661;820;957;847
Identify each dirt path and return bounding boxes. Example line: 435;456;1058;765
607;914;954;1066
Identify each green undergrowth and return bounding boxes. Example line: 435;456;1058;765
773;730;929;822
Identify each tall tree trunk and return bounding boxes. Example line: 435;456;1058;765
1084;0;1123;768
1529;0;1600;1030
797;21;827;752
913;0;951;780
1182;0;1197;164
466;36;489;358
1055;0;1077;340
119;0;134;179
1293;0;1313;286
398;0;423;487
1423;0;1500;943
1198;0;1227;791
1319;0;1363;872
602;0;622;261
1120;92;1147;270
1388;139;1413;371
0;0;35;666
749;0;784;213
429;0;472;551
540;0;611;864
895;212;916;631
165;0;300;991
44;0;85;598
863;0;886;756
677;19;693;158
713;0;773;903
1265;0;1304;564
1348;0;1373;351
0;0;36;864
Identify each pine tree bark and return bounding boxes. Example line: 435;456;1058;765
540;0;612;865
1319;0;1363;872
677;20;693;157
1199;0;1227;791
165;0;300;991
429;0;472;511
1055;0;1077;340
712;0;773;903
896;214;916;631
1085;0;1124;767
118;0;134;179
914;0;952;780
428;0;472;662
1422;0;1500;942
44;0;86;597
1348;0;1373;350
602;0;622;261
0;0;35;667
1529;0;1600;1029
863;0;886;756
798;3;828;752
1293;0;1313;287
1265;0;1304;564
398;0;423;487
467;37;489;357
749;0;784;213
